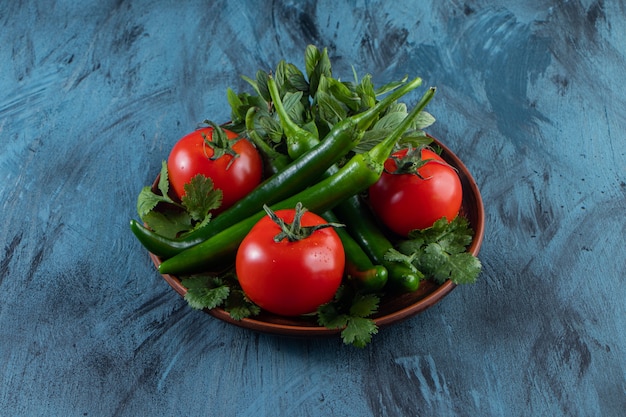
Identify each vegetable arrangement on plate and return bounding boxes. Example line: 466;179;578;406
131;45;483;347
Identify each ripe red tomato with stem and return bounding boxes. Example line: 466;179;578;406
167;122;263;213
368;147;463;236
236;203;345;317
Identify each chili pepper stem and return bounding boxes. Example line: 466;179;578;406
267;76;319;159
368;87;436;165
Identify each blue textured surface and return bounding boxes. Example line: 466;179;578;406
1;1;625;416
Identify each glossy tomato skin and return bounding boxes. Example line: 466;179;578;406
236;209;345;316
369;148;463;236
167;127;263;212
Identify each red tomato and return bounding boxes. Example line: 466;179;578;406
236;208;344;316
167;126;263;212
368;148;462;236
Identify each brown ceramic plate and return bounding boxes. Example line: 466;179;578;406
148;137;484;337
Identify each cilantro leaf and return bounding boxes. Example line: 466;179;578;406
224;289;261;320
181;174;222;222
407;217;474;254
137;186;166;218
396;216;481;285
142;209;192;239
136;161;178;219
317;287;380;348
423;245;482;284
156;160;172;197
317;303;350;329
341;317;379;348
181;275;230;310
349;293;380;317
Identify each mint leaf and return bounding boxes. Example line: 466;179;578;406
373;111;408;130
181;175;222;222
304;44;321;80
315;87;347;125
398;130;432;149
413;111;436;130
282;91;305;124
181;275;230;310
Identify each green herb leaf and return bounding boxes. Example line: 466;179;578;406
282;91;305;124
317;303;350;329
136;161;177;219
407;217;474;254
142;209;192;239
137;186;165;219
374;111;408;130
317;287;379;348
255;70;271;102
227;87;245;124
307;47;332;97
422;243;482;284
349;293;380;317
413;111;436;130
315;88;347;125
341;316;379;348
304;44;321;80
225;289;261;320
156;161;171;197
181;174;222;222
181;275;230;310
396;216;481;285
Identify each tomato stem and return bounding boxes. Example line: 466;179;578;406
263;202;344;243
201;120;240;168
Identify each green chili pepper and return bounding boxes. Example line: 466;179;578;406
321;210;388;292
130;77;424;259
333;195;423;293
157;87;435;275
267;75;320;160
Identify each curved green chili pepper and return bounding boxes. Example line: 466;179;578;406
321;210;388;292
333;195;422;293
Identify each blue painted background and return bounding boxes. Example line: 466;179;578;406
1;1;624;416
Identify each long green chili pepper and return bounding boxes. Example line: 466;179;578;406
321;210;388;292
130;77;424;259
333;195;423;293
157;87;436;275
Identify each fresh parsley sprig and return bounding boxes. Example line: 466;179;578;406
181;271;261;319
136;161;222;239
391;217;482;285
317;286;380;348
